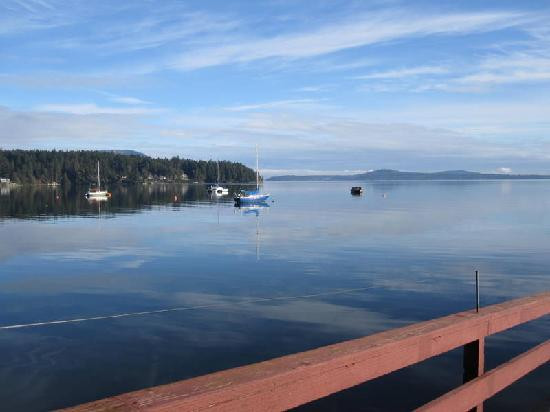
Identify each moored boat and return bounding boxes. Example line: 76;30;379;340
234;146;269;204
208;161;229;195
86;161;111;199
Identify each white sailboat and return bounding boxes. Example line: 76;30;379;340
86;161;111;199
208;160;229;195
234;145;270;204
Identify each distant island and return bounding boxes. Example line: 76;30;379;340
269;169;550;181
0;150;256;185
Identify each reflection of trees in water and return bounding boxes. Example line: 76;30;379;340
0;183;255;220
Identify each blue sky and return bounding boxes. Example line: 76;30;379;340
1;0;550;175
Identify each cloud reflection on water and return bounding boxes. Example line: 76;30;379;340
0;180;549;410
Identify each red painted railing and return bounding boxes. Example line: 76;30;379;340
66;292;550;411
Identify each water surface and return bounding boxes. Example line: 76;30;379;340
0;181;548;411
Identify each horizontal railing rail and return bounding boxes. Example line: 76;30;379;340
65;291;550;412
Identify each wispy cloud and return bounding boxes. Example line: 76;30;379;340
109;96;151;105
496;167;512;174
223;99;324;112
171;10;528;70
0;105;151;149
410;24;550;91
262;168;367;177
54;10;240;54
294;85;332;93
356;65;448;79
0;0;70;35
2;2;550;174
453;51;550;86
35;103;161;115
308;57;378;72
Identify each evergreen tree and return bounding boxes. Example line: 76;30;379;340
0;150;257;185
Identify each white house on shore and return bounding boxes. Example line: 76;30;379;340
0;178;10;184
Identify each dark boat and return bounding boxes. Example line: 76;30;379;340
351;186;363;195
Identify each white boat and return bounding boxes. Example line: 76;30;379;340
209;185;229;195
86;161;111;199
208;161;229;195
234;146;270;204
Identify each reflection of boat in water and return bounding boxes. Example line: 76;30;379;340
236;202;269;260
236;201;270;216
86;161;111;199
234;146;269;204
86;194;109;202
208;161;229;195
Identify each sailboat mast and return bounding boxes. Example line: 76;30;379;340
217;160;220;184
256;145;259;190
97;161;100;190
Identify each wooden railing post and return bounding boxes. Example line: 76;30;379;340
463;337;485;412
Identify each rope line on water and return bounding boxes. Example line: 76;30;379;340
0;286;375;330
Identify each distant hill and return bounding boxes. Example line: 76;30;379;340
268;169;550;181
100;150;147;157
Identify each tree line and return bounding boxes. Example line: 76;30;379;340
0;150;257;185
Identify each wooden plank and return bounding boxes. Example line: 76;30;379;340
415;340;550;412
64;292;550;412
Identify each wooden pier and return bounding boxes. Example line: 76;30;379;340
66;292;550;411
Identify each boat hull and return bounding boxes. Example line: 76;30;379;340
208;185;229;195
86;191;110;198
234;194;270;204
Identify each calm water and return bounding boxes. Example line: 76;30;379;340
0;181;548;411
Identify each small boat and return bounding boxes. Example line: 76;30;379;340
208;161;229;195
351;186;363;195
235;190;270;203
210;185;229;195
86;161;111;199
234;146;270;204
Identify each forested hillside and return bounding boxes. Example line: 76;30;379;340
0;150;257;185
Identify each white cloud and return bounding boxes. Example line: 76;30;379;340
35;103;161;115
456;70;550;85
496;167;512;174
0;105;151;148
171;11;528;70
110;96;151;105
355;65;448;79
306;57;378;72
59;10;240;54
0;0;74;35
223;99;324;112
415;30;550;91
294;85;332;93
262;168;367;177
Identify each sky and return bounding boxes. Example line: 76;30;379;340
1;0;550;176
